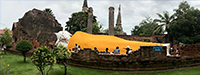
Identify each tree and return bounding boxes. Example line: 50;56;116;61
43;8;54;15
101;28;120;35
15;39;33;62
131;16;163;36
169;1;200;44
153;11;175;35
92;21;103;33
81;21;103;33
0;27;12;46
65;11;102;33
52;46;71;75
31;46;56;75
131;25;140;35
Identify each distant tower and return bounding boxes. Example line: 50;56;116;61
82;0;88;11
115;4;124;35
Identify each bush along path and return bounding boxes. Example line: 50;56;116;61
31;46;56;75
52;46;71;75
15;39;33;62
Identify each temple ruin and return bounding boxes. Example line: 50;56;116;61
108;6;115;36
11;8;63;52
115;4;124;35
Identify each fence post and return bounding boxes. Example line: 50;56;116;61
7;64;9;75
0;56;2;71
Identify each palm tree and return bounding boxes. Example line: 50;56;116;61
153;11;174;35
43;8;54;15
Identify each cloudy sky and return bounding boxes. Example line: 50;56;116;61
1;0;200;35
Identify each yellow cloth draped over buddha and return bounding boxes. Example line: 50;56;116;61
67;31;163;54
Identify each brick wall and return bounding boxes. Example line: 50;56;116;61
67;45;200;71
180;44;200;57
115;34;167;43
8;44;200;71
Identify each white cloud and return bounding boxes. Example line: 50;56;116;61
1;0;200;35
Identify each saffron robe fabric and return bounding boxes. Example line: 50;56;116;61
67;31;163;54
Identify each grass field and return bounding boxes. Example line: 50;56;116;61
0;52;200;75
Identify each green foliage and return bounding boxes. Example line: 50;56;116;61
101;28;120;35
15;39;33;52
65;11;102;33
15;39;33;62
131;16;163;36
92;21;103;33
101;28;109;34
2;53;200;75
43;8;54;15
177;36;200;44
131;26;139;35
0;53;200;75
31;46;56;75
52;45;71;75
169;1;200;44
31;46;56;66
154;11;175;34
52;45;71;60
0;27;12;46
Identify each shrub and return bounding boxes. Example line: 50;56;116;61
31;46;56;75
178;36;200;44
0;28;12;46
52;46;71;75
15;39;33;62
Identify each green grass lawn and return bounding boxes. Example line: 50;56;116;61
0;52;200;75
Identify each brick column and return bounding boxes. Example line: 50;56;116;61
87;7;93;34
109;6;114;36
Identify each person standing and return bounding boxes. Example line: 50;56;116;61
74;44;79;52
113;46;120;54
124;46;130;54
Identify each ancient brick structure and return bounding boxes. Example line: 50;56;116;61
67;45;200;71
109;6;115;36
87;7;93;34
115;4;124;35
11;8;63;52
179;44;200;57
82;0;88;11
68;46;166;70
115;34;168;43
91;33;170;43
7;43;200;71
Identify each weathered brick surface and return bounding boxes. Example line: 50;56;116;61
11;8;63;52
67;45;200;71
115;34;169;43
8;44;200;71
180;44;200;57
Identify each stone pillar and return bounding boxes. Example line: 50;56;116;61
87;7;93;34
109;7;115;36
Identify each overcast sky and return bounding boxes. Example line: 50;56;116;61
1;0;200;35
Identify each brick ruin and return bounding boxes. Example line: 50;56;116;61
11;8;63;52
180;44;200;56
7;44;200;71
67;45;200;71
92;33;171;44
115;34;172;44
